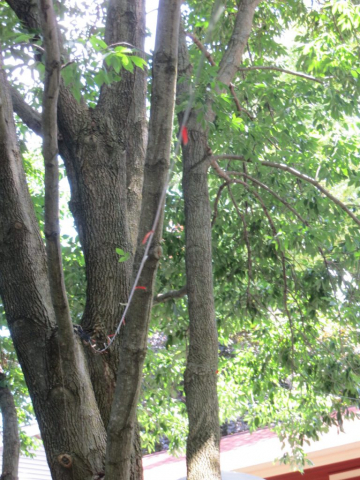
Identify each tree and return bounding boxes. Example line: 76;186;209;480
1;0;360;479
0;372;20;480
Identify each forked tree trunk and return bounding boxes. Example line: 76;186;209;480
0;52;106;480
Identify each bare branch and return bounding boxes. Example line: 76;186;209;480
105;1;182;478
186;31;216;66
212;155;360;228
10;87;42;136
238;65;329;84
153;285;188;305
38;0;73;347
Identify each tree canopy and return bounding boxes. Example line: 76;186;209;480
0;0;360;479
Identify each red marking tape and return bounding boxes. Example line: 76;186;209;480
142;230;154;245
135;286;147;291
181;126;188;145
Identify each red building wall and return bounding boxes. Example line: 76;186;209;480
267;458;360;480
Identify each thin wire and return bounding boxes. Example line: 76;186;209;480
94;2;225;353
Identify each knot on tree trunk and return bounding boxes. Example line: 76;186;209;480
57;453;73;468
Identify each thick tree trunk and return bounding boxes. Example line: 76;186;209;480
0;52;106;480
0;373;20;480
105;0;181;478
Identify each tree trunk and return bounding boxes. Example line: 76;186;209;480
0;51;106;480
105;1;181;478
0;373;20;480
176;26;220;479
176;2;262;477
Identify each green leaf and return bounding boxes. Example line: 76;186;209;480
89;35;108;52
116;248;130;263
130;55;147;69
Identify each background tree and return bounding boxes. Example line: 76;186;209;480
1;1;360;480
0;371;20;480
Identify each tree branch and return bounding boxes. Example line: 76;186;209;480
185;31;216;66
229;82;254;120
211;181;229;226
238;65;328;84
153;285;188;305
226;170;307;224
38;0;74;350
227;185;253;297
212;159;294;351
105;1;182;478
5;0;40;29
10;87;42;136
212;155;360;228
217;0;262;85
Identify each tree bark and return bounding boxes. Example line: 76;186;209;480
105;0;181;477
177;30;221;479
0;50;106;480
0;373;20;480
176;2;262;478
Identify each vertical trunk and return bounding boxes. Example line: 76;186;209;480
0;373;20;480
177;29;221;480
105;0;181;478
181;123;221;479
176;3;261;477
0;52;106;480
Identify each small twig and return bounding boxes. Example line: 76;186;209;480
227;185;253;300
246;42;253;64
12;42;45;53
106;41;149;56
185;31;216;66
211;159;295;364
153;286;188;305
229;83;254;120
212;155;360;228
211;182;229;226
238;66;330;84
61;60;75;70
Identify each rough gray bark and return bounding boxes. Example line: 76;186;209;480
6;0;148;439
0;51;106;480
105;1;181;478
177;30;221;479
177;2;262;479
38;0;75;373
2;0;174;478
0;373;20;480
